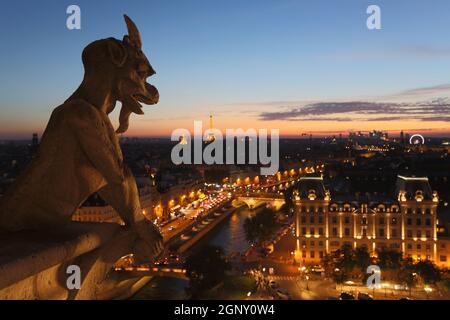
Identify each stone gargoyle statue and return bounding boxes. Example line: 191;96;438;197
0;15;163;261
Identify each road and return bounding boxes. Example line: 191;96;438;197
161;208;199;241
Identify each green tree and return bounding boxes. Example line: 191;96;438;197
243;208;278;243
415;260;441;284
321;244;357;284
398;258;418;297
184;245;230;296
335;244;357;276
377;248;402;270
354;246;372;273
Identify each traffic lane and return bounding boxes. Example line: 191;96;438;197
274;278;338;300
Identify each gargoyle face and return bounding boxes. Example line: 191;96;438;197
114;15;159;133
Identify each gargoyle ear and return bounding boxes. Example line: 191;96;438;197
107;39;127;67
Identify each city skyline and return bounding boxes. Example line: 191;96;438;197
2;0;450;138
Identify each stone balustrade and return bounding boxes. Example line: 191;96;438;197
0;222;143;300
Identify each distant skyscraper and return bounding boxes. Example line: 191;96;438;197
32;133;38;146
179;134;188;145
206;114;215;142
400;130;405;145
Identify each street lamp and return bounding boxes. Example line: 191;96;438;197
424;286;433;299
306;275;310;291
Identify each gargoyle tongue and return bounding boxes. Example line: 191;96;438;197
116;84;159;134
116;96;143;134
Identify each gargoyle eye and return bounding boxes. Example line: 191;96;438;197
137;71;147;79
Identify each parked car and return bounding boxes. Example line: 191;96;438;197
276;288;291;300
339;292;355;300
269;280;279;289
311;265;325;273
357;292;374;300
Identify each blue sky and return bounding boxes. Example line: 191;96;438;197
1;0;450;138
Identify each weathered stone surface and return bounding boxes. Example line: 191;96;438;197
0;223;135;299
0;15;163;299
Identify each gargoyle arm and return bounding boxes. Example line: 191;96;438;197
66;102;125;185
98;167;163;257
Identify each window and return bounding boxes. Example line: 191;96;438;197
332;216;338;224
426;244;431;251
310;216;314;224
332;227;338;236
318;207;323;213
319;251;324;259
318;228;324;235
379;217;385;225
391;218;397;225
426;231;431;238
319;241;323;247
416;230;421;238
302;227;306;235
310;240;315;246
362;228;367;237
318;216;323;224
379;228;385;237
417;244;421;250
440;256;447;262
301;216;306;223
345;228;350;236
310;227;314;235
302;250;306;258
302;240;306;246
331;241;339;246
416;218;421;226
407;230;412;238
344;216;350;224
407;243;412;250
310;251;315;258
391;229;397;238
426;218;431;226
362;217;367;225
407;218;412;225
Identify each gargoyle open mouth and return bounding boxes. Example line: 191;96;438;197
134;83;159;106
116;83;159;134
115;15;160;134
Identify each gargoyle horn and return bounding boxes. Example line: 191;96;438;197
124;14;142;49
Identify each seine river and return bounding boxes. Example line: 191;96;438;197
132;206;256;299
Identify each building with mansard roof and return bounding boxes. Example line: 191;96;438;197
293;174;450;267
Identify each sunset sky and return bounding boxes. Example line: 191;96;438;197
1;0;450;139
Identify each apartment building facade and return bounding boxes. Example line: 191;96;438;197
293;175;449;268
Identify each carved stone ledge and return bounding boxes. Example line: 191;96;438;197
0;222;140;300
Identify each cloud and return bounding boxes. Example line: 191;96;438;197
258;98;450;122
397;85;450;97
328;45;450;61
399;45;450;59
421;116;450;122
